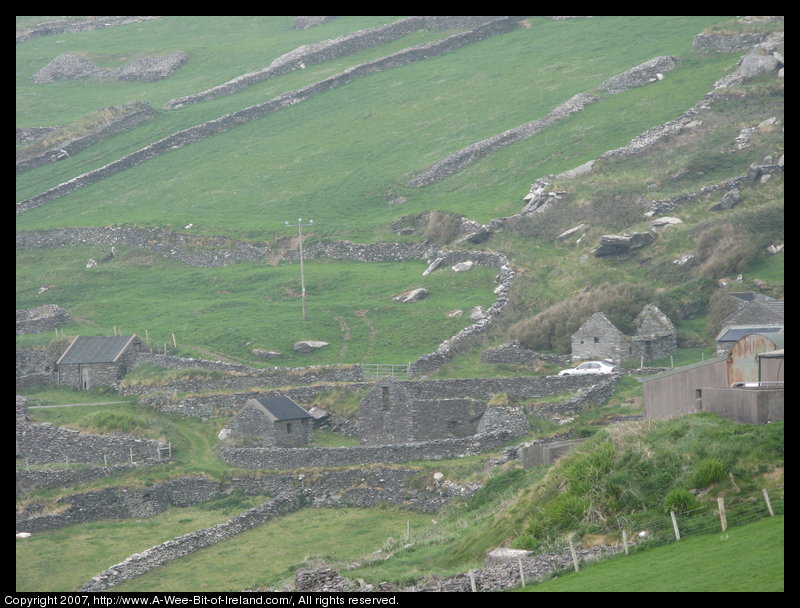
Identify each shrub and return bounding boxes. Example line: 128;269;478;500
689;458;727;488
693;223;757;280
661;488;700;514
423;211;462;244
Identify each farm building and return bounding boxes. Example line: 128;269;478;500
55;334;143;390
359;377;486;446
571;305;676;365
227;397;313;447
642;332;784;424
715;294;783;353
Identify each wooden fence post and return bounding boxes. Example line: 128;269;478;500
670;511;681;541
762;488;775;517
622;529;629;555
518;558;526;588
468;570;477;592
717;497;728;532
568;535;580;572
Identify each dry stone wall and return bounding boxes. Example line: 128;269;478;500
16;396;169;466
219;431;520;471
295;544;623;592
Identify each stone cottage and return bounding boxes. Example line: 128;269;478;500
570;312;628;364
227;397;313;447
359;377;486;446
571;305;677;365
55;334;143;390
632;303;677;361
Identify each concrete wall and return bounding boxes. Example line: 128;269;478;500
519;439;586;468
642;359;728;420
701;387;784;424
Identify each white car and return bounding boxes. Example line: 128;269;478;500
558;360;620;376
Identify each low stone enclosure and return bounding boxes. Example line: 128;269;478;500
16;396;170;467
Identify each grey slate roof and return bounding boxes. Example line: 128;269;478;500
253;397;312;421
716;326;783;343
57;335;137;365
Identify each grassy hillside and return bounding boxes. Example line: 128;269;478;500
17;16;783;368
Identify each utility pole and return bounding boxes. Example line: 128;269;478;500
285;218;313;321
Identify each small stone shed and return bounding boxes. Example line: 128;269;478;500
228;397;313;447
359;377;486;446
641;332;784;423
55;334;142;390
571;305;677;365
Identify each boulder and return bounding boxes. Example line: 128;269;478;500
422;257;444;276
251;349;282;359
393;288;429;303
593;231;656;257
650;216;682;230
485;548;533;566
293;340;329;354
451;261;474;272
709;188;740;211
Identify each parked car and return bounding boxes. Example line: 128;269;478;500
558;360;619;376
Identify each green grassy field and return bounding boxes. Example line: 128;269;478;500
16;245;497;366
520;514;784;592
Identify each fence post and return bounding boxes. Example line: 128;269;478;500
670;511;681;541
762;488;775;517
104;454;108;467
468;570;477;592
717;497;728;532
568;535;580;572
130;447;134;464
622;529;629;555
518;558;526;588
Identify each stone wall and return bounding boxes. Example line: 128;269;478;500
408;93;598;187
16;16;162;43
16;304;70;335
17;102;159;173
80;492;306;592
17;422;170;466
219;431;520;471
295;543;623;592
16;467;470;533
16;396;170;466
16;463;153;492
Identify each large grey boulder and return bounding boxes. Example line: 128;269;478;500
593;232;656;257
393;288;429;303
293;340;329;354
709;188;741;211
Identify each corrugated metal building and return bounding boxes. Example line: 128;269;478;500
642;332;784;423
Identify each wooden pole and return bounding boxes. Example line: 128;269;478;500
670;511;681;541
468;570;477;592
622;529;629;555
717;497;728;532
518;559;526;588
568;535;580;572
172;333;177;348
130;447;134;463
104;454;108;467
763;488;775;516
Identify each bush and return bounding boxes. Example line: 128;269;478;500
661;488;700;514
690;458;727;488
